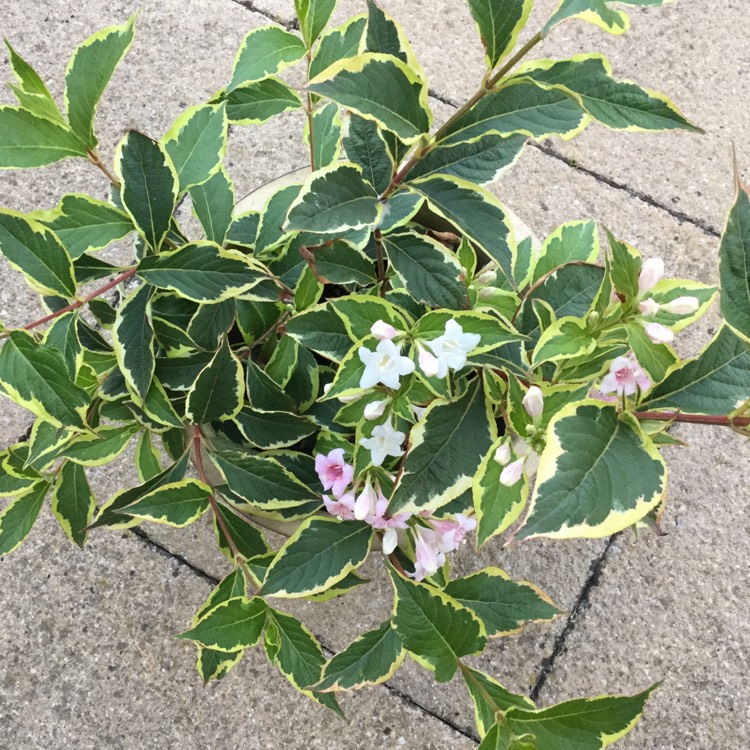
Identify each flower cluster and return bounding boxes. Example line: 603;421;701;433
315;448;475;579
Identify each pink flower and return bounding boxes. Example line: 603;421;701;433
323;491;356;520
314;448;354;499
600;353;652;397
589;387;618;404
410;526;446;581
500;457;525;487
643;321;674;345
371;319;398;341
661;296;699;315
494;442;511;465
638;258;664;293
639;298;660;317
431;513;477;553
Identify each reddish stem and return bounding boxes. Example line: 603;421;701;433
633;411;750;428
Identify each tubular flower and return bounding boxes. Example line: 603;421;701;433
643;321;675;345
322;491;356;520
359;416;406;466
359;339;415;390
600;353;652;397
522;386;544;421
423;319;481;378
639;298;660;317
370;319;398;341
500;457;525;487
314;448;354;499
661;296;700;315
638;258;665;293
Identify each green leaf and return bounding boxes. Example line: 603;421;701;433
463;666;535;738
254;184;302;256
514;54;700;132
62;424;139;466
265;335;299;388
505;686;657;749
410;132;526;185
138;242;267;302
196;647;245;685
311;240;376;285
0;210;76;296
532;317;596;366
24;420;71;472
466;0;533;70
0;107;87;168
116;130;179;251
0;481;49;557
648;279;717;334
51;461;95;547
225;77;303;125
642;326;750;415
260;517;373;598
473;437;529;547
331;294;411;341
295;0;338;47
0;332;91;429
189;166;235;244
135;432;162;482
408;175;516;287
440;80;588;146
342;114;394;194
286;163;381;235
195;569;247;622
532;220;600;282
389;568;487;682
234;408;317;450
517;403;666;540
4;39;63;124
307;53;431;143
213;501;271;562
545;0;667;35
211;452;319;509
309;16;367;80
162;103;228;191
186;338;244;424
246;360;297;413
285;304;352;362
188;300;235;350
444;568;561;637
113;284;155;401
626;322;677;383
380;191;423;233
307;101;342;170
388;381;493;516
719;181;750;342
44;194;133;260
178;597;267;651
64;16;135;148
119;478;211;527
228;26;306;91
382;231;466;309
316;622;404;691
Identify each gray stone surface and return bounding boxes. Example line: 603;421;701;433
0;1;748;749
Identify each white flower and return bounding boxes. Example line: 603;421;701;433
359;417;406;467
493;442;512;466
661;296;700;315
522;386;544;421
639;298;660;317
643;321;674;345
411;404;428;422
500;457;525;487
638;258;665;293
358;339;415;390
371;319;398;341
475;269;497;286
382;527;399;555
364;399;387;421
417;344;440;378
424;320;481;378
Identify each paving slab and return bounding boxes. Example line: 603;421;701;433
537;426;750;750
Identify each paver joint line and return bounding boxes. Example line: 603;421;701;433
529;534;620;702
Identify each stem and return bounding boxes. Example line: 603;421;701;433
374;229;388;296
305;52;317;171
380;30;545;201
0;267;138;339
193;426;256;590
634;411;750;428
457;660;511;727
87;148;121;189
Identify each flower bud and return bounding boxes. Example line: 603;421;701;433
475;269;497;286
493;443;512;466
638;258;665;293
364;399;387;420
477;287;495;300
639;298;660;317
643;321;674;345
500;457;525;487
661;296;700;315
371;320;398;340
382;527;398;555
323;383;333;395
522;386;544;421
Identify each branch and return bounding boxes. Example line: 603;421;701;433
633;411;750;429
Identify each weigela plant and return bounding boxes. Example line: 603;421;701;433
1;1;749;746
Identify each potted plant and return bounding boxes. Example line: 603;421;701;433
1;1;748;746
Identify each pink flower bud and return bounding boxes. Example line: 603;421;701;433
371;319;398;340
475;269;497;286
661;296;700;315
522;386;544;421
364;400;387;420
638;258;665;293
493;443;512;466
639;298;660;317
417;345;440;378
500;457;525;487
643;321;674;345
